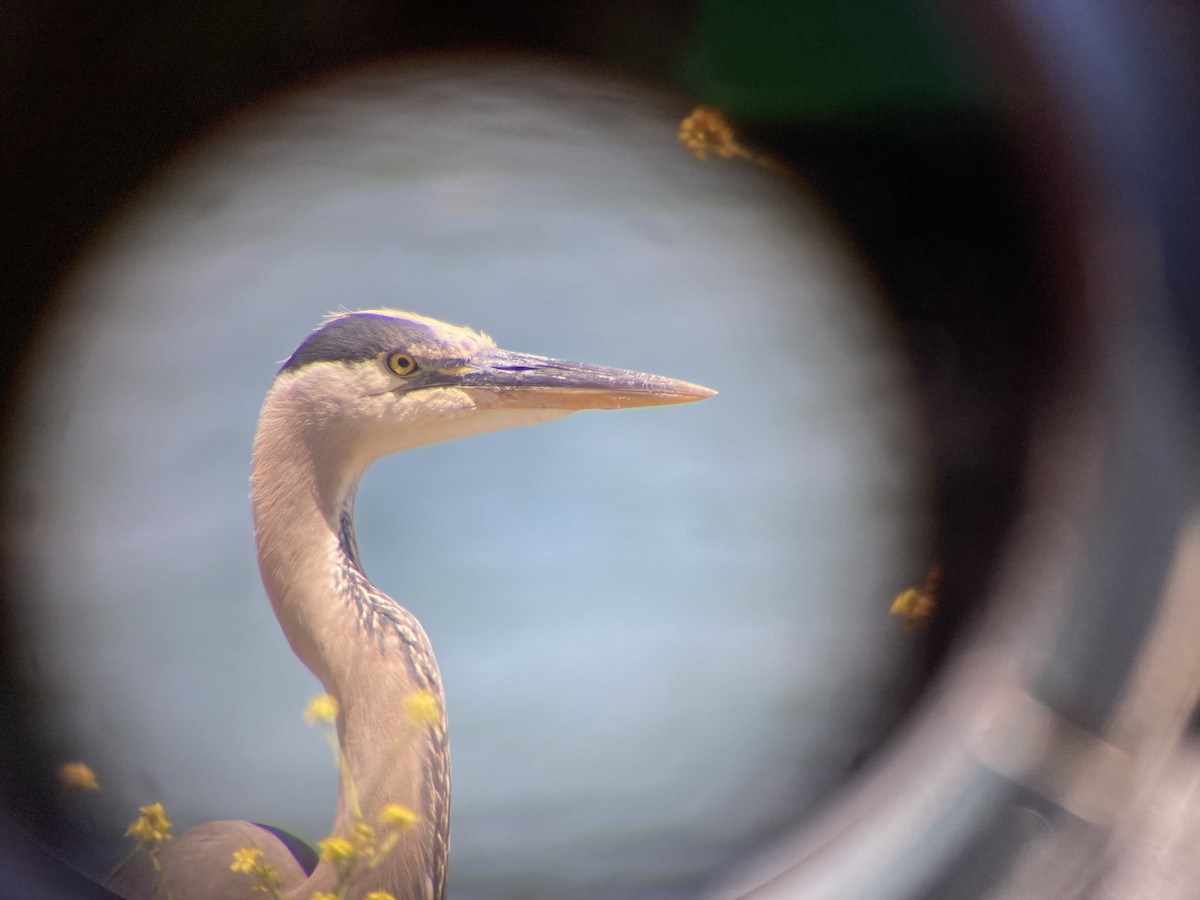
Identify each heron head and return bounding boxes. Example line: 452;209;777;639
262;309;714;468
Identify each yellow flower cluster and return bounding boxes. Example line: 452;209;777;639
121;801;177;898
351;820;377;857
402;690;440;726
126;802;173;848
303;692;339;725
379;803;419;831
678;106;747;162
890;588;936;630
116;689;433;900
318;834;356;869
233;694;427;898
229;846;284;897
309;886;396;900
59;761;100;791
890;565;943;632
230;847;265;874
312;800;422;892
677;105;783;174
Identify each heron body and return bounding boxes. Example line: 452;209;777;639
107;309;713;899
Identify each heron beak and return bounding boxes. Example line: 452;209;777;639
456;348;716;410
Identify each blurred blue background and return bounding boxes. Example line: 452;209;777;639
6;60;929;898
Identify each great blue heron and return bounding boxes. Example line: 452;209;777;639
107;309;714;899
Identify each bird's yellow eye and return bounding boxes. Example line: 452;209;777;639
386;352;419;376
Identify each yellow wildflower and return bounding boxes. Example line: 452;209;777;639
679;106;745;161
402;690;440;726
230;845;284;896
303;693;339;725
311;894;339;900
890;565;942;632
233;847;272;878
351;819;377;855
230;846;264;873
364;892;397;900
677;105;783;173
126;802;173;847
318;835;354;861
890;588;935;630
317;834;357;879
59;762;100;791
379;803;420;831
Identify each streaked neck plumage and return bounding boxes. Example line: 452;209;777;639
250;374;452;900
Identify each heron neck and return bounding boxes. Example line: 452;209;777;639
251;390;449;898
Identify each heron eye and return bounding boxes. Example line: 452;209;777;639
386;352;419;376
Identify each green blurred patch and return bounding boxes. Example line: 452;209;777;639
678;0;988;124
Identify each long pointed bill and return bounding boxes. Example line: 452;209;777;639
455;348;716;411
